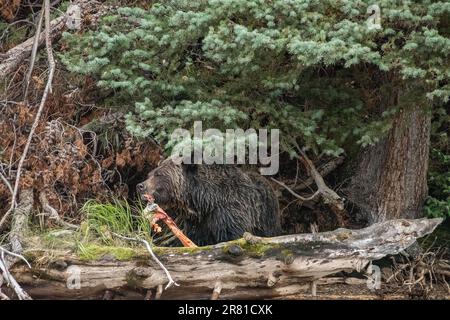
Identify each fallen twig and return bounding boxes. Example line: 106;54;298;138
112;233;179;290
0;247;32;300
0;246;31;269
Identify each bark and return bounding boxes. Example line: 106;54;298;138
0;188;33;300
8;188;33;255
348;102;431;224
10;218;442;300
0;0;104;78
0;15;65;77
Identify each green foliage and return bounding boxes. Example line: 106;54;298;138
425;148;450;218
60;0;450;157
0;21;28;51
79;199;177;246
80;199;152;243
425;106;450;218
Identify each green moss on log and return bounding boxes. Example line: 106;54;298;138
221;238;280;257
77;244;138;261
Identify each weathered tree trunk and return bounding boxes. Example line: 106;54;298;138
9;218;442;300
348;99;431;224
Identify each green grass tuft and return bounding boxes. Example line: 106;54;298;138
80;199;152;244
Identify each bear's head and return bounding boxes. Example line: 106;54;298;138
136;158;190;208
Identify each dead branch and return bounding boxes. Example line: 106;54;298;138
10;218;442;299
0;246;32;300
0;0;55;230
288;156;345;192
387;243;450;293
39;193;79;230
296;147;350;226
211;281;222;300
112;233;180;290
0;0;112;79
0;8;65;77
0;171;13;196
0;189;33;300
270;178;320;202
23;7;44;100
0;246;31;269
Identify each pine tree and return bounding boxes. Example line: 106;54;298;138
61;0;450;222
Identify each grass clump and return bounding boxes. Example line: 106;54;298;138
25;198;188;261
74;198;178;260
80;199;152;243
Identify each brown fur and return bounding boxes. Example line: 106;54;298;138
137;158;281;245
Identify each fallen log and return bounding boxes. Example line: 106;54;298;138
0;12;65;77
0;0;107;78
9;218;442;299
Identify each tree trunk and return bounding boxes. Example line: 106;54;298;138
348;100;431;224
8;218;442;300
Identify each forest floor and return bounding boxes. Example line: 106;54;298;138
283;283;450;300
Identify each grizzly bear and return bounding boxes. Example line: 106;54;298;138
136;158;281;246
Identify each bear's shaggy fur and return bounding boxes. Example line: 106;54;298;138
137;159;281;245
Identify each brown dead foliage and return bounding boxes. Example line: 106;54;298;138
0;64;162;223
0;0;21;21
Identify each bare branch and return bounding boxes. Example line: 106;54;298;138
291;156;345;192
112;233;180;290
0;171;13;196
270;177;320;202
0;246;31;269
0;0;56;229
294;145;350;226
39;193;79;230
0;248;31;300
23;7;45;100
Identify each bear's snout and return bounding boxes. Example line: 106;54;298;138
136;182;153;201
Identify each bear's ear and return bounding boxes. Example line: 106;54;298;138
182;163;198;175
